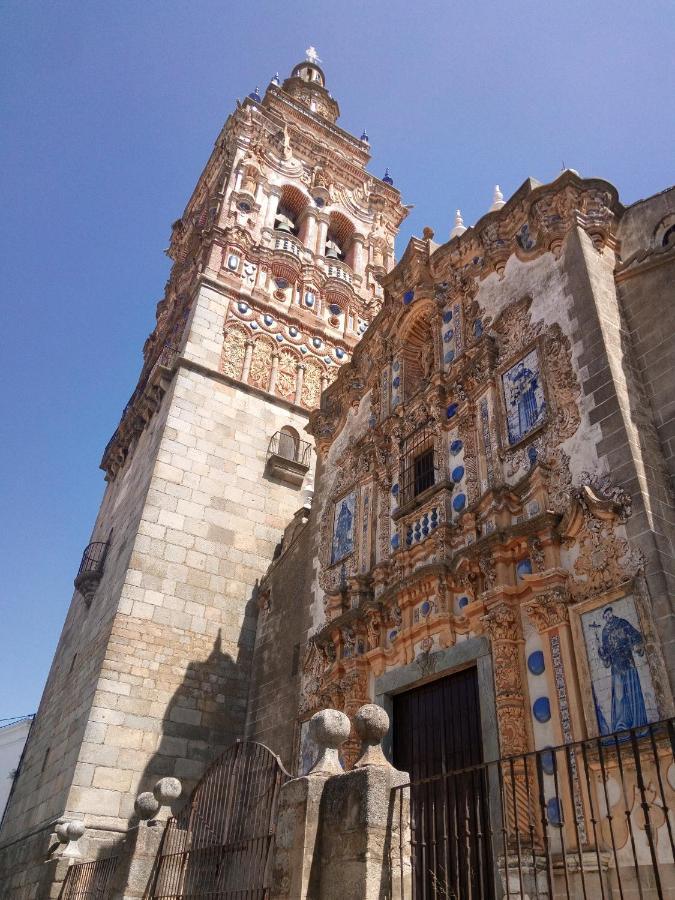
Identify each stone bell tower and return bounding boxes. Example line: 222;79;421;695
0;49;407;895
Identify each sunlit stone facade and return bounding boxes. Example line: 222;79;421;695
1;49;673;900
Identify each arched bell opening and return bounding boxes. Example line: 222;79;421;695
275;184;309;236
325;211;356;265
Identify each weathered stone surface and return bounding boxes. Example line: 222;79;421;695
308;708;350;775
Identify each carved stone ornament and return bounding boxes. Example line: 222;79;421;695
570;513;638;601
481;601;520;643
524;588;571;632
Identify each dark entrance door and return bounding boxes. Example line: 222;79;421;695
393;666;494;899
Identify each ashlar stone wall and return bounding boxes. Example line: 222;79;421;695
0;278;313;895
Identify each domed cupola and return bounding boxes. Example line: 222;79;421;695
280;47;340;123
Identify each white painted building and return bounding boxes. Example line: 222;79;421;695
0;717;33;820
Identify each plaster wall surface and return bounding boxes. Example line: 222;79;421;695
0;720;32;820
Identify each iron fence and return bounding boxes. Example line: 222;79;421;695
392;718;674;899
150;740;290;899
60;857;118;899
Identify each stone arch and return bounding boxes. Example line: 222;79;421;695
276;184;309;234
397;301;435;399
220;324;249;380
654;213;675;248
326;210;356;264
248;336;275;392
276;346;302;403
302;356;328;408
278;425;300;460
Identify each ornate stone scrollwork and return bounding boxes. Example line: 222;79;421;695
524;587;571;632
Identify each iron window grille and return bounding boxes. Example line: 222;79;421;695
76;541;109;578
400;426;439;507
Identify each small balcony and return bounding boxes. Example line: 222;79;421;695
266;431;312;486
323;260;353;284
74;540;110;606
272;231;304;259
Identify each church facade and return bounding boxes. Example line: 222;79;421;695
1;50;674;899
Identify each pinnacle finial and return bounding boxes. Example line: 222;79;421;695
489;184;505;212
450;209;467;239
305;46;321;64
271;72;280;86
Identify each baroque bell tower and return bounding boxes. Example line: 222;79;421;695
0;49;407;891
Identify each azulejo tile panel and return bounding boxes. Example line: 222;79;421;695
501;347;546;445
331;490;356;565
580;594;659;734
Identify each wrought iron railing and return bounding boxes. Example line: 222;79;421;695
76;541;109;578
61;856;118;899
267;431;312;468
149;741;290;899
392;718;674;899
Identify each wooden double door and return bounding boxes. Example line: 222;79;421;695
393;667;495;899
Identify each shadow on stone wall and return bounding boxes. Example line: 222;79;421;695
53;617;257;899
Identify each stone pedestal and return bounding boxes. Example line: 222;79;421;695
271;704;411;900
319;764;410;900
272;774;330;900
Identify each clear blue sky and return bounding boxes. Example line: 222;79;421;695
1;0;673;718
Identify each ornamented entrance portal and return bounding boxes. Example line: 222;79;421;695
150;740;290;899
393;666;494;898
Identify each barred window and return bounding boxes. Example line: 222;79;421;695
400;426;437;506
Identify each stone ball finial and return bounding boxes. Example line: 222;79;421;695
135;791;161;821
67;820;86;841
57;819;86;858
308;708;351;775
55;822;70;844
353;704;391;768
423;226;435;241
154;776;182;805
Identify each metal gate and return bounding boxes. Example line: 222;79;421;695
61;857;118;899
150;740;290;899
393;666;494;899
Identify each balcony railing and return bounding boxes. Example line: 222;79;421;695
266;431;312;486
74;539;110;605
273;231;303;258
268;431;312;467
324;261;353;284
392;718;675;900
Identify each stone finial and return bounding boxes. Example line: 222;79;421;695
154;776;182;806
308;708;351;775
450;209;467;238
489;185;505;212
135;791;160;822
55;822;70;844
58;820;86;858
353;704;391;768
423;226;435;241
